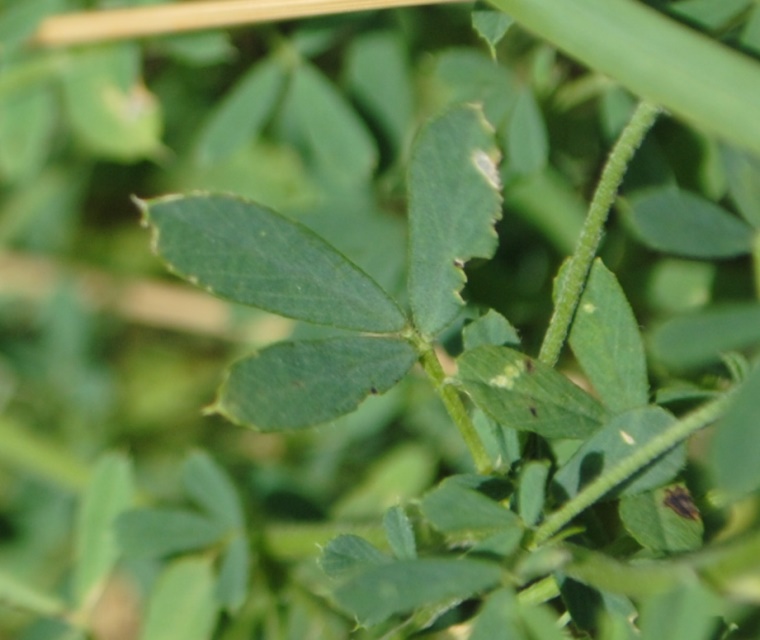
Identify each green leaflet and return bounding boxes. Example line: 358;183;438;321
463;309;521;350
383;506;417;560
213;337;417;431
552;406;685;502
182;451;244;530
506;87;548;176
61;45;162;161
638;583;722;640
321;535;391;579
487;0;760;157
456;346;608;439
215;535;250;613
420;475;521;538
141;557;219;640
115;508;226;558
140;193;407;333
72;454;134;608
286;61;378;184
517;461;550;528
333;558;502;626
620;485;703;553
709;364;760;500
345;31;414;155
195;57;286;165
568;259;648;413
470;588;566;640
408;105;503;338
626;187;753;258
472;2;515;58
650;303;760;370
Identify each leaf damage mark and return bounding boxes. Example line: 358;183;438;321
582;302;597;314
663;486;700;521
472;148;502;191
488;359;526;390
619;430;635;445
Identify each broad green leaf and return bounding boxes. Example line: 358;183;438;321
62;45;162;161
332;443;436;519
182;451;243;529
638;583;722;640
408;105;503;337
486;0;760;157
722;146;760;228
321;535;391;579
141;557;219;640
650;303;760;370
0;81;55;182
568;259;648;412
619;485;703;553
463;310;520;350
333;558;502;626
195;58;285;165
472;2;515;57
287;62;377;184
626;187;753;258
73;454;134;608
215;535;249;612
507;88;548;176
709;365;760;500
457;346;608;439
553;406;685;501
140;193;407;332
115;508;225;558
383;506;416;560
517;461;550;528
213;337;416;431
420;475;521;538
345;31;413;155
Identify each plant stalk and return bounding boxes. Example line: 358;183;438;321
531;390;735;547
538;100;660;367
34;0;463;47
417;344;492;475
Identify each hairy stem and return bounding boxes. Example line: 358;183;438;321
531;390;734;547
538;100;660;367
416;342;492;474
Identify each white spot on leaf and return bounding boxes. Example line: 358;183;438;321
582;302;596;314
472;149;502;191
619;430;635;445
488;360;525;390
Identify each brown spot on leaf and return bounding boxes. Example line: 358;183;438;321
529;406;538;418
663;486;700;521
370;387;378;395
525;359;535;373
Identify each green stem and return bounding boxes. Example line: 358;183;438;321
417;343;492;475
538;100;660;367
531;390;734;547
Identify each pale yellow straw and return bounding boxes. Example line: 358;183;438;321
34;0;464;47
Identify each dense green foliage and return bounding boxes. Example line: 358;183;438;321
2;0;760;638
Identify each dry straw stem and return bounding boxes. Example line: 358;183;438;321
34;0;463;47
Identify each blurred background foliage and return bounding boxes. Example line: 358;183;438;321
1;0;760;638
